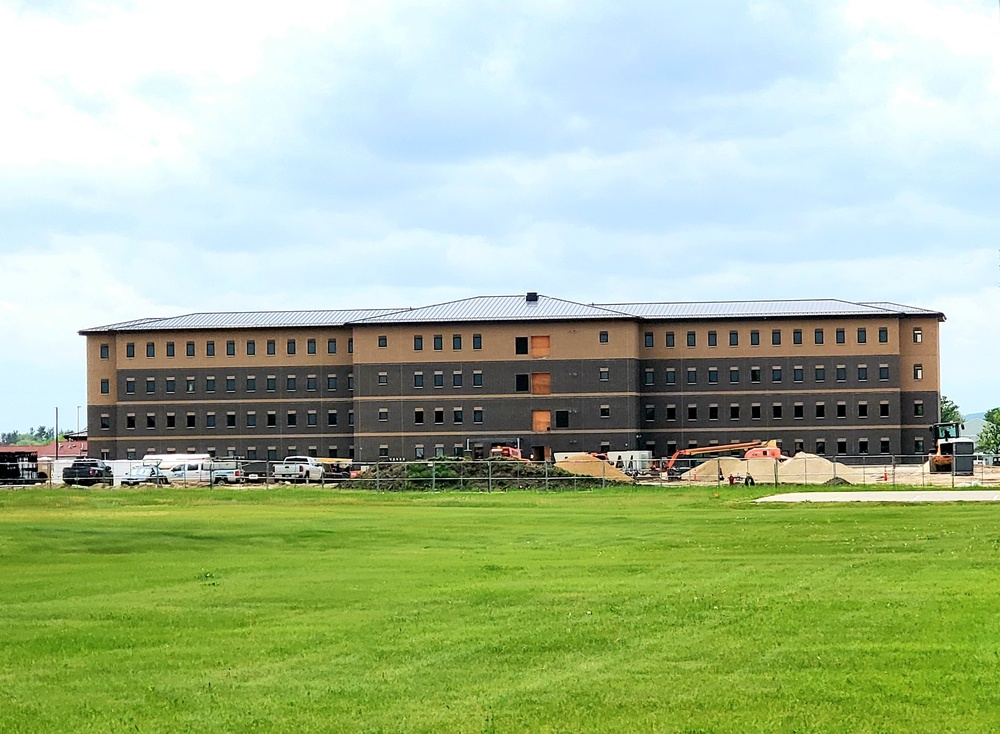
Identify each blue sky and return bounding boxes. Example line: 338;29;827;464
1;0;998;431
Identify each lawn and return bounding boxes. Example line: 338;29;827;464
1;485;1000;733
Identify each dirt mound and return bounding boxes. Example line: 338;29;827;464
681;452;863;485
778;453;864;485
555;454;632;482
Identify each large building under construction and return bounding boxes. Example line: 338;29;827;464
81;293;944;463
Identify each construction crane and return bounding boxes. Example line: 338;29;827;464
663;440;782;474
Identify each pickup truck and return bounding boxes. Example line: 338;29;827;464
272;456;325;483
63;459;114;487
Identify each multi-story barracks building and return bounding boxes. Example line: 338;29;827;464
81;293;943;463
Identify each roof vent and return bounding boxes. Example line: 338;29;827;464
526;292;539;302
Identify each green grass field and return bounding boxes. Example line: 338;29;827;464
2;486;1000;733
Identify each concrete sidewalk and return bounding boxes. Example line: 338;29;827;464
756;490;1000;503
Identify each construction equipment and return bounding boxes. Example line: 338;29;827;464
663;440;782;477
489;445;531;462
928;422;975;475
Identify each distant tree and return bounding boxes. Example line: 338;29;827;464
939;395;962;423
978;409;1000;455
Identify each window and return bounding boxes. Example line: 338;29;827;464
125;342;136;358
600;405;610;418
146;378;155;394
287;339;296;355
751;404;761;420
226;340;235;356
666;405;676;420
686;368;697;385
880;438;890;454
226;377;236;392
530;335;551;358
772;367;782;382
686;331;696;347
247;340;256;356
434;409;444;425
125;378;135;394
347;374;354;390
913;364;923;380
126;415;136;429
433;335;443;351
857;327;867;344
531;373;551;395
266;376;276;391
414;409;424;425
666;332;675;348
836;328;845;344
287;411;297;427
708;368;718;384
515;374;529;392
307;376;318;391
164;378;175;393
793;367;803;382
378;372;388;386
666;369;676;385
186;413;196;428
287;376;297;391
644;405;655;422
814;329;824;345
644;332;654;348
836;403;847;418
913;328;923;343
914;401;924;417
793;329;802;345
750;367;761;383
306;338;316;355
836;366;846;382
473;409;483;423
327;374;337;390
729;330;738;347
793;403;804;419
599;331;609;344
414;373;424;388
186;377;195;393
857;366;868;381
599;368;609;382
815;365;825;382
772;329;781;346
227;413;237;428
816;439;826;455
453;372;463;388
858;402;868;418
880;402;890;418
879;327;888;343
644;369;655;386
772;404;782;419
512;336;528;355
750;330;760;346
266;412;276;427
472;333;483;350
914;437;924;454
729;367;739;383
267;340;276;355
553;409;570;429
206;341;215;357
454;409;465;425
837;439;848;455
206;413;216;428
378;409;388;422
100;379;109;394
348;338;353;354
879;365;889;381
327;338;336;354
413;335;423;351
146;414;156;429
433;372;444;388
100;344;109;359
708;405;719;420
378;335;387;348
687;405;698;420
816;402;826;418
99;414;110;430
327;410;338;427
247;413;257;428
708;331;717;347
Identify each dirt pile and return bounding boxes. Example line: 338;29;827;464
682;452;864;485
778;453;864;485
555;454;632;481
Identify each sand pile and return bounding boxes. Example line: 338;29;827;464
778;453;864;485
556;454;632;481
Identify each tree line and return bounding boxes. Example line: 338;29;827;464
0;427;56;446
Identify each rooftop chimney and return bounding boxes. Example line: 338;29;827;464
526;292;539;302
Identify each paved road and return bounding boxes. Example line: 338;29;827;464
756;490;1000;503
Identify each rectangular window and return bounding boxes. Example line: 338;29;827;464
880;438;890;454
414;409;424;425
666;405;676;421
708;331;717;347
206;377;216;392
165;378;175;393
772;329;781;346
186;377;195;393
287;376;296;391
473;408;483;423
307;339;316;354
913;364;923;380
515;374;529;392
531;373;551;395
750;367;761;383
857;327;867;344
644;332;654;348
532;410;551;431
206;413;216;428
858;402;868;418
378;372;388;386
666;332;675;348
287;339;296;355
267;412;277;427
307;376;318;391
708;368;718;384
816;439;826;455
377;335;387;348
165;341;175;357
686;368;697;385
836;366;847;382
183;341;194;357
751;404;761;420
125;378;135;394
879;327;888;343
434;409;445;425
793;367;803;382
247;412;257;428
914;437;924;454
414;335;423;351
816;403;826;419
837;439;848;455
326;338;336;354
686;331;696;347
880;402;890;418
729;367;739;383
530;335;550;358
598;368;609;382
771;367;782;382
858;366;868;381
348;338;353;354
879;365;889;381
644;405;656;422
600;405;610;418
452;335;463;350
101;379;109;394
914;401;924;417
227;413;237;428
750;330;760;346
247;340;256;356
472;333;482;350
515;336;528;354
287;411;297;427
552;410;568;429
226;377;236;392
666;369;676;385
644;369;655;386
126;342;135;358
146;378;156;394
100;344;109;359
836;328;845;344
793;403;804;419
414;372;424;388
793;329;802;345
453;372;463;388
913;327;923;343
327;374;337;390
347;374;354;390
815;365;826;382
837;403;847;419
772;404;783;419
708;404;719;420
378;409;388;422
266;376;276;391
433;372;444;388
454;409;465;424
687;405;698;421
267;340;276;356
599;331;609;344
146;414;155;429
206;341;215;357
226;340;235;356
729;330;738;347
814;328;824;345
166;413;176;428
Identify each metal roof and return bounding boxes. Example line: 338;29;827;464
353;295;633;324
80;295;944;334
81;308;403;333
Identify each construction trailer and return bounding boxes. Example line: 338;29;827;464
0;450;44;485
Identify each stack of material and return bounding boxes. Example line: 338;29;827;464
555;454;632;481
681;457;783;483
778;453;864;485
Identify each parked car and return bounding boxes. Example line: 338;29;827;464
167;460;213;484
63;459;114;487
120;465;170;486
211;462;245;484
272;456;325;483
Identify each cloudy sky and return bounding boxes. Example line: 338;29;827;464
1;0;998;431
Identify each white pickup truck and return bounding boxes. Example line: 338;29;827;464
272;456;325;483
